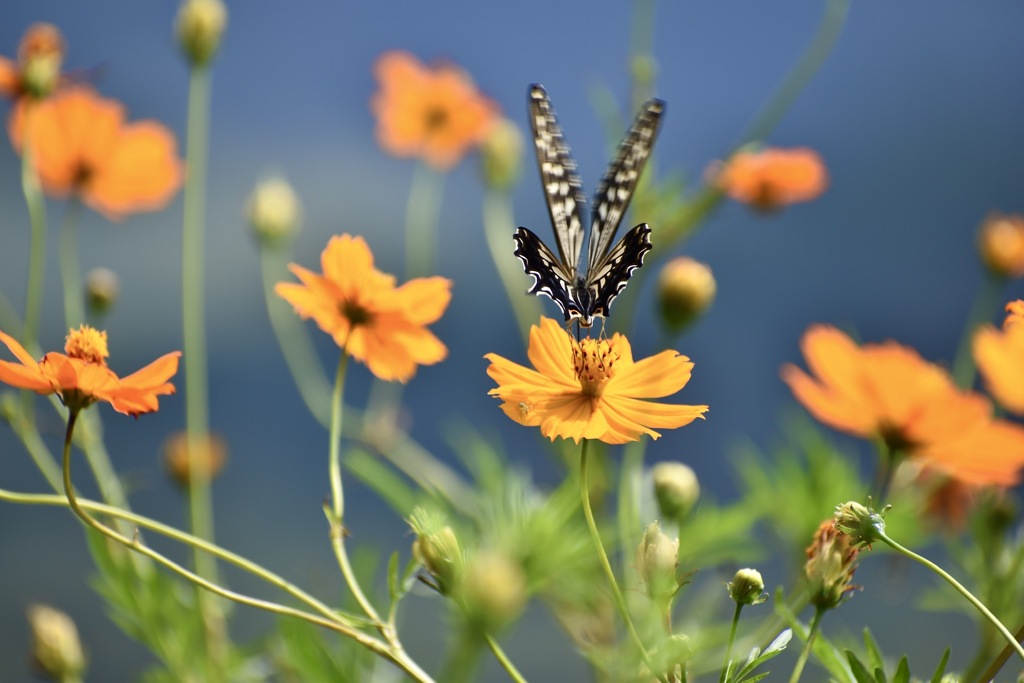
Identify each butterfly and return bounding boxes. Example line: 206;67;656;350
514;83;664;329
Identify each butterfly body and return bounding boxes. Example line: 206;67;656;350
515;84;663;328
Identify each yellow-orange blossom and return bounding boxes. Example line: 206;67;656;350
276;234;451;383
0;326;179;417
486;318;708;444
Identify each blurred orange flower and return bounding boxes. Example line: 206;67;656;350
9;86;184;220
276;234;451;383
974;300;1024;416
371;50;499;170
0;326;180;417
485;317;708;444
713;147;827;211
0;23;65;101
782;325;1024;486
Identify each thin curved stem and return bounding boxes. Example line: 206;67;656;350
404;163;445;280
483;188;541;347
976;620;1024;683
787;606;825;683
58;199;85;328
485;633;528;683
579;439;664;682
720;603;743;683
327;350;382;625
878;530;1024;664
53;412;434;682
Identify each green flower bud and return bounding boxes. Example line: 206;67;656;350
652;461;700;520
176;0;227;67
27;604;86;681
805;520;860;610
636;521;679;599
85;267;120;317
458;551;526;630
246;176;302;247
833;500;889;548
657;256;716;334
409;507;463;595
479;118;523;191
727;568;767;606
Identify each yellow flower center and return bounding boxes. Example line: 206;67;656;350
64;325;109;365
573;337;618;397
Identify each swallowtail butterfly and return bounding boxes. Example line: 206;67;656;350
514;83;663;328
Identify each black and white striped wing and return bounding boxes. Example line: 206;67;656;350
528;84;586;275
586;223;653;320
513;227;577;320
587;98;664;271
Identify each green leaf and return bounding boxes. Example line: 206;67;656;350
862;628;885;673
929;648;950;683
892;656;910;683
846;651;876;683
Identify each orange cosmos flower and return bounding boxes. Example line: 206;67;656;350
974;300;1024;416
485;318;708;445
0;326;180;417
782;325;1024;486
9;86;184;220
713;147;827;211
371;50;499;170
275;234;451;383
0;23;66;101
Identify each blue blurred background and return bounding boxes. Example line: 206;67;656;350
2;1;1024;680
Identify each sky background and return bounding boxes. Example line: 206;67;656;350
2;1;1024;680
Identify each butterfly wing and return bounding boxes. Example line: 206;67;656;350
587;98;664;272
528;84;586;276
585;223;653;321
513;226;579;321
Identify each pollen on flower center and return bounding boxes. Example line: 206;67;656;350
341;299;373;327
64;325;109;365
573;337;618;397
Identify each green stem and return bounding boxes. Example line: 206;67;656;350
617;441;645;581
579;439;663;682
181;62;225;674
951;272;1004;389
787;606;825;683
58;199;85;328
327;351;382;625
871;444;901;504
485;633;528;683
404;163;445;280
259;246;332;426
976;621;1024;683
738;0;849;146
720;603;743;683
21;108;47;353
482;188;541;346
628;0;657;108
53;415;435;681
878;530;1024;664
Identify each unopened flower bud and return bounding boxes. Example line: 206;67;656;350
479;118;523;190
85;267;120;317
833;500;888;548
727;568;767;606
27;604;86;681
18;24;65;99
652;461;700;520
804;519;860;610
657;256;716;333
458;551;526;630
978;212;1024;279
176;0;227;67
636;521;679;599
649;633;691;682
246;177;302;246
163;431;228;488
412;525;463;595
